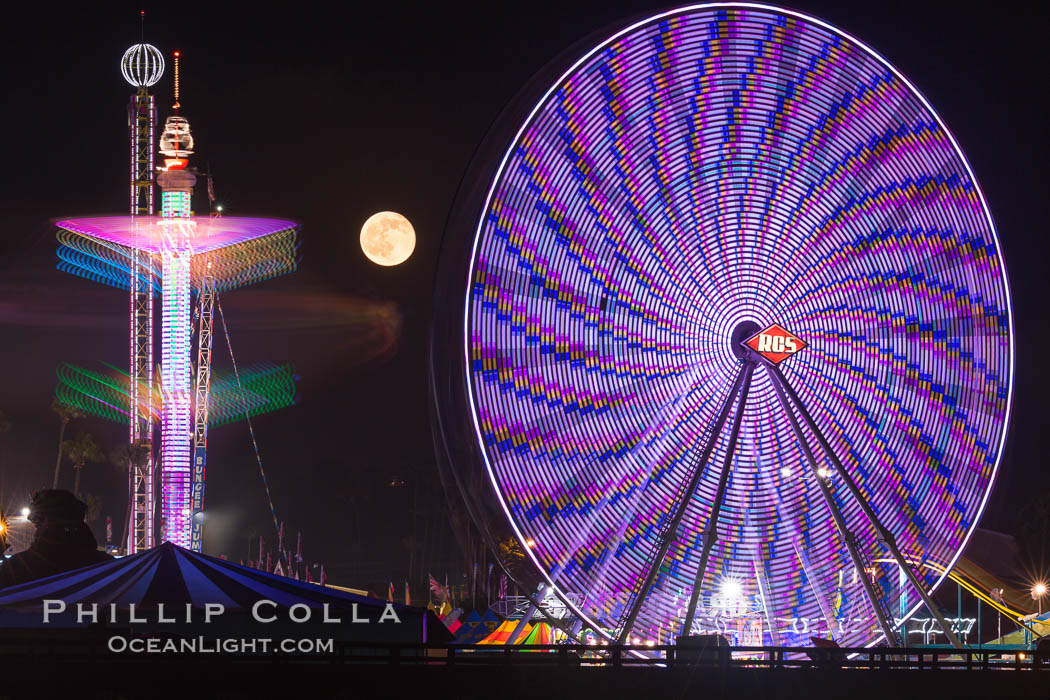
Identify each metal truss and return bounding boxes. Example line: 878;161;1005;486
128;248;154;554
680;362;754;638
766;362;963;649
490;592;586;621
767;373;899;646
127;87;156;554
189;256;216;552
129;89;155;216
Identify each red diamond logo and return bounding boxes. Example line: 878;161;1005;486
743;323;807;365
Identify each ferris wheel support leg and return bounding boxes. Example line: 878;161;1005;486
679;361;755;639
767;370;898;647
613;362;750;646
768;365;964;650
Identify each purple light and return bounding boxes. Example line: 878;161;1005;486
56;211;299;550
460;3;1013;648
161;246;192;547
55;216;297;254
62;206;299;547
157;192;194;548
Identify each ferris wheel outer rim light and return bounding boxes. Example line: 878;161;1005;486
460;2;1015;644
464;1;1016;644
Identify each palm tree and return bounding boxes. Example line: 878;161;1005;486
51;400;85;489
83;493;102;523
497;535;527;579
63;432;103;498
110;441;151;475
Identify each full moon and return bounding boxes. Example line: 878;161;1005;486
360;211;416;266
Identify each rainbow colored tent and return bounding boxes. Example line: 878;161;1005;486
453;610;491;644
479;608;499;631
519;622;553;645
478;619;532;644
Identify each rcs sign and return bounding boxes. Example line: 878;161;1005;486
743;323;807;365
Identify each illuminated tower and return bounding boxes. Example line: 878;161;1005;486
57;50;298;550
120;38;164;554
156;52;196;546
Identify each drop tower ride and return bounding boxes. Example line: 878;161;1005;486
56;41;298;551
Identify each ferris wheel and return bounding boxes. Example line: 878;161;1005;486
447;3;1013;649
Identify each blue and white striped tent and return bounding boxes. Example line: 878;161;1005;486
0;542;449;643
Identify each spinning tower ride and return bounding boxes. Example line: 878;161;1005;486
56;42;298;552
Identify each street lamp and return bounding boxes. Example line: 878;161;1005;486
720;579;743;599
1032;582;1047;615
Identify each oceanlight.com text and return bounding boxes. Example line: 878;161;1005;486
107;636;335;654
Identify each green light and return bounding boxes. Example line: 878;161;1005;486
54;361;297;428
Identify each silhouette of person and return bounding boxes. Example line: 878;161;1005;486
0;490;112;589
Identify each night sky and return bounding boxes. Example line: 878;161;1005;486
0;1;1046;590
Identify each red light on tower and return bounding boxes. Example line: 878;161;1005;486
172;51;181;110
743;323;808;365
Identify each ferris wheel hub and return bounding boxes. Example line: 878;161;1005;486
730;320;762;360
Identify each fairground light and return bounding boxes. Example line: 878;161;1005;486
56;47;298;551
455;3;1013;649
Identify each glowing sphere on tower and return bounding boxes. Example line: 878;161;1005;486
360;212;416;266
121;44;165;88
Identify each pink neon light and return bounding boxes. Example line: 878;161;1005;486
161;247;192;547
56;216;297;254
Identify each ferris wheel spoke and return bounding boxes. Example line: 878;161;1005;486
513;363;728;576
765;364;898;645
750;542;782;646
613;360;750;644
785;347;994;541
768;362;964;649
787;272;1009;357
778;164;971;306
758;80;913;279
488;151;715;323
787;359;944;551
792;539;844;644
679;361;755;638
748;442;843;644
474;234;699;330
569;363;742;598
